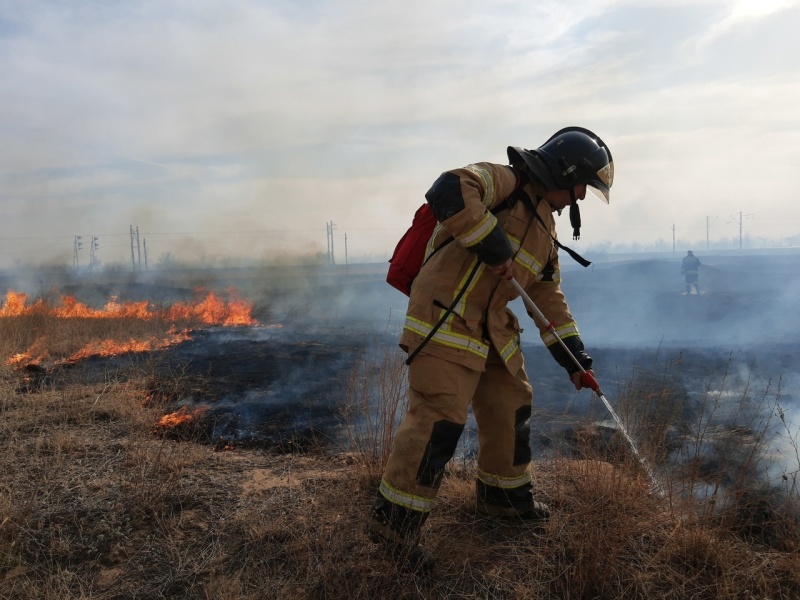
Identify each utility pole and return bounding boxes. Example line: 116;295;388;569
136;226;141;269
738;212;754;249
327;221;336;264
90;236;99;268
330;222;335;264
73;236;83;269
326;222;331;263
344;233;348;265
728;212;753;249
739;212;742;249
130;225;136;271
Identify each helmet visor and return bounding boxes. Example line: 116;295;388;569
587;159;613;204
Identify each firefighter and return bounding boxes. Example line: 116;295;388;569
367;127;614;573
681;250;701;294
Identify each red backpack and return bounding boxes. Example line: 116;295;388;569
386;195;516;296
386;188;590;297
386;203;439;296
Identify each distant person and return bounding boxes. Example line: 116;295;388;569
367;127;614;574
681;250;701;294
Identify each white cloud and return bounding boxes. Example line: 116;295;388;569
1;0;800;266
693;0;800;47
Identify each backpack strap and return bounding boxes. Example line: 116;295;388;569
406;186;521;365
406;180;590;366
510;189;592;268
420;179;521;269
405;260;481;365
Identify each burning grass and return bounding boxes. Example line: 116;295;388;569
0;288;256;373
1;295;800;598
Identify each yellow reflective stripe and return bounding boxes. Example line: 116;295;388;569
499;334;520;363
379;479;433;513
477;469;532;489
507;234;543;277
465;164;495;208
424;222;446;261
515;251;543;278
452;259;485;317
458;213;497;248
541;322;579;347
404;316;489;358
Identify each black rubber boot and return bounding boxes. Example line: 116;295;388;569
516;499;552;522
367;492;435;575
394;543;436;575
476;479;552;523
366;517;436;575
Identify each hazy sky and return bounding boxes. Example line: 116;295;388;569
2;0;800;268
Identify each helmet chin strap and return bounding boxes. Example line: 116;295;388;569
568;188;581;239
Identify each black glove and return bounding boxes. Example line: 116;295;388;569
548;335;592;375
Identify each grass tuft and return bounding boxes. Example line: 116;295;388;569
1;298;799;598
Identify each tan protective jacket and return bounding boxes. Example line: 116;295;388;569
399;162;581;375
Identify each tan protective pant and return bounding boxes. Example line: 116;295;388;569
381;345;533;511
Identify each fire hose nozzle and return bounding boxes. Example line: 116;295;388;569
510;278;604;395
508;276;663;496
580;370;602;395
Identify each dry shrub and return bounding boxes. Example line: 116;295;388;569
338;337;407;475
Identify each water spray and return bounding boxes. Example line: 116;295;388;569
509;278;664;497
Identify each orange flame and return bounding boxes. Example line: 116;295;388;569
6;336;50;369
0;291;34;316
154;405;209;430
164;290;257;326
1;289;257;325
66;329;192;362
3;288;259;368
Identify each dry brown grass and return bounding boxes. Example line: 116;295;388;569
2;315;168;365
1;307;800;599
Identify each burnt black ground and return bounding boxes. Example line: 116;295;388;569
154;325;371;450
9;252;800;458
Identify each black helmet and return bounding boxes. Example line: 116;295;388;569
508;126;614;204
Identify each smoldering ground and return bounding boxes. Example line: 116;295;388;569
5;252;800;498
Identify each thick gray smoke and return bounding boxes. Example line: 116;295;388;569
558;252;800;348
294;250;800;494
4;251;799;492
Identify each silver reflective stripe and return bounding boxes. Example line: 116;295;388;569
379;479;433;512
507;234;543;277
404;316;489;358
499;334;520;363
477;469;532;489
458;213;497;248
541;322;579;346
514;248;544;277
465;164;495;208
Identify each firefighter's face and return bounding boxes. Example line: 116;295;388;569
544;184;587;211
